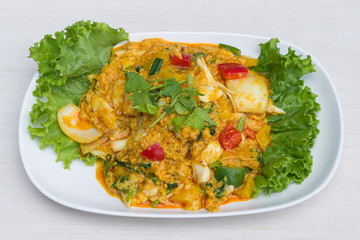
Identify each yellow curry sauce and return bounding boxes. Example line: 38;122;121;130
70;38;274;212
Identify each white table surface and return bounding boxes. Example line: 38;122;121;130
1;0;359;239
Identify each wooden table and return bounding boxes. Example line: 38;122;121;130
1;0;358;239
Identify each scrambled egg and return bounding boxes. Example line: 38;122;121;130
57;38;280;212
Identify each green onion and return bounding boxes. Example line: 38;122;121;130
104;154;112;178
149;77;176;82
196;131;202;141
193;52;205;61
237;116;246;131
210;160;221;168
187;73;194;86
138;163;151;169
136;66;144;72
125;190;133;202
149;58;163;76
151;200;160;208
167;183;178;189
219;43;241;56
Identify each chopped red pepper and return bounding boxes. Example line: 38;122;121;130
244;127;256;139
141;142;164;161
218;63;248;80
172;53;192;68
218;123;242;151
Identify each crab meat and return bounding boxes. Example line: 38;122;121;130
57;103;102;144
195;140;223;165
110;139;128;152
192;163;211;183
112;78;126;110
196;58;223;102
89;93;118;130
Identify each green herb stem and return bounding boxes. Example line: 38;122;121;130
149;77;176;82
210;160;221;168
187;73;194;86
151;200;160;208
237;116;246;131
150;112;166;128
219;43;241;56
125;190;133;202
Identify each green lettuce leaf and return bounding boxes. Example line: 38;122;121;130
28;21;128;168
252;38;320;195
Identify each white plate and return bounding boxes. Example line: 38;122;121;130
18;32;343;218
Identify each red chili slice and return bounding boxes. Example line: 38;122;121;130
172;53;192;68
244;127;256;139
141;142;165;161
218;63;248;80
218;123;242;151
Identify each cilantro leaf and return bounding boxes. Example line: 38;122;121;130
172;107;215;132
171;116;187;132
125;72;151;93
128;91;158;115
163;80;182;97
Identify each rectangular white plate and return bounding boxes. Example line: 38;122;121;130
18;32;343;218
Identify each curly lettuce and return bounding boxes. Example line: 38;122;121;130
28;21;128;168
252;39;320;195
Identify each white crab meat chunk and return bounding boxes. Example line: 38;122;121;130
112;78;126;110
195;140;223;165
110;139;128;152
224;185;234;194
192;163;211;183
57;103;102;144
196;58;223;102
226;73;269;114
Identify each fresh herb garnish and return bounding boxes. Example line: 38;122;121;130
125;189;133;202
104;154;112;178
148;58;163;76
214;179;227;199
125;72;158;115
125;66;215;132
125;72;151;92
196;131;203;141
192;52;205;61
167;183;178;189
237;116;246;131
187;73;194;86
215;166;245;188
149;77;176;83
135;66;144;72
151;200;160;208
171;107;216;132
210;160;221;168
219;43;241;56
138;163;151;169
